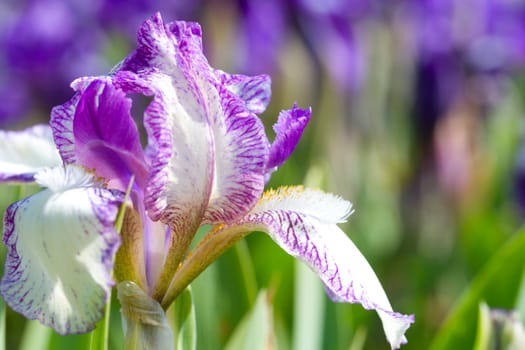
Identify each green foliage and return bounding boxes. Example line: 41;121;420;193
430;226;525;350
225;290;275;350
171;288;196;350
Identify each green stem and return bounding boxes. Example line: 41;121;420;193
118;281;174;350
0;244;5;350
90;176;135;350
152;207;204;301
89;291;112;350
19;321;52;350
161;224;257;309
152;229;196;301
0;298;4;350
234;241;257;306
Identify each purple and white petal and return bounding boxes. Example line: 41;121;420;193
72;79;148;191
50;93;80;165
202;83;270;224
0;125;61;183
117;14;270;225
0;165;123;335
215;70;272;114
116;16;215;230
50;76;113;166
266;105;311;172
238;186;414;349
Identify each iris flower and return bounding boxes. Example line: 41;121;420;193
0;13;413;349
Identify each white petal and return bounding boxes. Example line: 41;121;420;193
0;125;62;183
253;186;353;223
139;71;213;227
0;166;122;334
242;186;413;349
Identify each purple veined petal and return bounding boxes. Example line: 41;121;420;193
202;83;270;224
0;165;123;334
51;76;148;191
266;104;311;172
113;66;215;298
0;125;62;183
115;15;214;228
215;70;272;114
72;79;148;191
50;92;81;164
119;13;204;74
119;72;213;231
239;186;414;349
116;14;270;225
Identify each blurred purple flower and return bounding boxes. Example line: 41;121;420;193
402;0;525;122
406;0;525;72
2;0;108;116
235;0;375;91
398;0;525;171
97;0;201;37
0;79;30;128
0;0;200;126
236;0;287;75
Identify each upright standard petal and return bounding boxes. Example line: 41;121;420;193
266;105;311;172
51;77;148;191
72;79;148;190
235;187;414;349
118;14;270;225
50;93;81;165
203;83;269;224
0;125;61;183
0;166;123;334
215;70;272;114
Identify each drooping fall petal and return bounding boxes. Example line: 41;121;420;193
0;166;123;334
236;186;414;349
266;105;311;172
0;125;61;183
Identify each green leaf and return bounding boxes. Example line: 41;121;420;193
0;302;3;350
191;263;221;350
89;290;112;350
225;290;275;350
473;302;492;350
515;270;525;324
234;241;258;306
171;287;196;350
430;226;525;350
19;321;52;350
292;260;324;350
0;248;5;350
